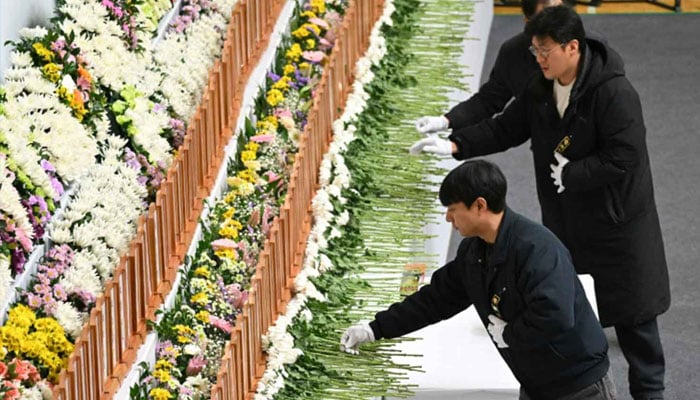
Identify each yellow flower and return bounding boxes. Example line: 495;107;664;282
306;38;316;49
218;225;239;239
7;304;36;329
301;11;317;19
271;76;291;91
299;62;311;73
196;310;211;323
305;23;321;36
237;169;256;183
215;248;237;260
240;150;256;162
292;26;310;39
256;120;272;132
194;266;210;278
155;359;173;370
153;368;171;382
42;63;62;83
236;181;255;197
190;292;208;305
285;43;302;62
175;324;195;335
245;141;260;153
264;115;279;129
32;43;54;62
223;191;237;204
266;88;284;107
244;160;261;172
311;0;326;13
149;388;172;400
223;207;235;220
283;64;296;76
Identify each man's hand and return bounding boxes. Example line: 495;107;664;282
409;137;455;156
550;152;570;194
340;322;375;355
415;116;449;134
487;314;509;349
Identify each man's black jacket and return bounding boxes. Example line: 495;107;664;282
370;208;608;399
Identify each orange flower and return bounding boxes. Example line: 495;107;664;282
78;66;92;84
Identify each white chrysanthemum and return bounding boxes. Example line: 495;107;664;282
335;210;350;226
311;189;333;221
0;157;34;237
0;255;13;305
50;227;73;244
317;253;334;273
18;386;43;400
54;301;87;339
1;119;57;199
183;343;202;356
60;250;102;296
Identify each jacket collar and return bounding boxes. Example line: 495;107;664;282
482;206;515;266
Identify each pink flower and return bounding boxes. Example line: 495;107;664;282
12;358;33;381
262;206;274;235
77;76;91;91
274;108;293;119
26;293;42;309
248;208;260;227
309;17;329;30
208;315;232;333
54;284;68;301
250;134;275;143
302;51;325;63
186;355;206;376
0;361;7;378
265;171;280;183
318;38;333;51
211;238;238;251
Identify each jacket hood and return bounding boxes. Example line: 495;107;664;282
529;35;626;102
572;36;625;100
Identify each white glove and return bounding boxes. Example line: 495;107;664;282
415;115;449;134
487;314;509;349
549;152;570;194
340;322;375;355
409;137;455;156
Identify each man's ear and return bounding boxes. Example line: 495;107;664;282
475;197;488;212
567;39;580;54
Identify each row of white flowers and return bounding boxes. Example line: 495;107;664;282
42;0;238;338
254;1;395;397
0;0;238;337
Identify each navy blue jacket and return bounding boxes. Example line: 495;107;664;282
370;208;608;399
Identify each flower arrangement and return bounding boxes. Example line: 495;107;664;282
132;1;350;397
255;0;477;398
0;0;239;392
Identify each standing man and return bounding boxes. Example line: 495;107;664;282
341;160;615;400
412;0;567;154
411;7;669;400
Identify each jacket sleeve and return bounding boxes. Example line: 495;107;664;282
502;241;577;350
370;257;471;340
448;94;531;160
444;45;516;130
562;79;646;192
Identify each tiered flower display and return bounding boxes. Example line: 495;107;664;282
255;0;476;398
0;0;240;395
132;1;350;398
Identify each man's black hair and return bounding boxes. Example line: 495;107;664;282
439;160;507;212
525;5;586;50
521;0;574;21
